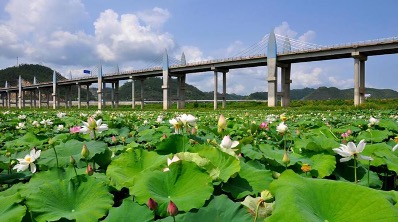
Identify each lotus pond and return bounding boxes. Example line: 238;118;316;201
0;108;398;221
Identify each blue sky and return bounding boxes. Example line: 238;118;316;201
0;0;397;95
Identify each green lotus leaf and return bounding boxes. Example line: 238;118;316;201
294;134;339;152
4;132;44;148
357;129;392;143
378;119;398;132
39;139;108;168
241;144;264;160
360;143;398;173
19;167;79;198
103;198;154;222
0;193;26;222
223;160;273;198
266;170;398;221
130;161;213;217
160;195;253;222
190;144;240;182
306;153;336;178
156;134;191;155
259;145;303;167
106;149;165;190
26;175;113;222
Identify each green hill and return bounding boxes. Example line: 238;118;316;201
1;64;397;101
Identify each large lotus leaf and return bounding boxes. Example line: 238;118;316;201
378;119;398;132
356;129;392;143
189;144;240;182
360;143;398;173
39;139;108;168
0;193;26;222
156;134;192;155
241;144;264;160
259;145;303;167
26;175;113;222
104;198;154;222
305;154;336;178
266;170;398;222
222;160;273;198
294;134;339;152
106;149;165;190
19;167;79;198
159;195;253;222
4;132;44;148
130;161;213;217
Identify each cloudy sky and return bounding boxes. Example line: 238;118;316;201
0;0;397;95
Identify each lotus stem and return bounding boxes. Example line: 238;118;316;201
52;145;59;168
253;200;262;222
354;157;357;184
368;160;371;187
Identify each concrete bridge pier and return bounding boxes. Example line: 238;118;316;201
280;64;292;107
177;75;186;109
352;52;367;106
86;84;91;108
140;78;145;109
38;88;41;108
77;83;81;109
162;49;171;110
52;71;57;109
97;65;103;110
211;67;228;110
267;30;278;107
114;81;119;108
130;77;135;109
18;76;22;109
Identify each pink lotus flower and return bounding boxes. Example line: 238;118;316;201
70;126;81;134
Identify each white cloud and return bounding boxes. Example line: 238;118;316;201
291;66;323;88
137;7;171;29
327;76;354;89
94;9;175;62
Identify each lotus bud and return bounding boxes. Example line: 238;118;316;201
282;151;290;165
111;136;117;143
280;113;287;121
70;156;76;166
87;117;97;129
5;152;11;157
86;164;94;176
147;198;158;211
48;138;55;146
260;190;273;202
167;201;178;216
191;127;197;135
81;144;90;159
217;114;227;134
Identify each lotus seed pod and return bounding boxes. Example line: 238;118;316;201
81;144;90;159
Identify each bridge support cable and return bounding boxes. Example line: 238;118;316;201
352;52;367;106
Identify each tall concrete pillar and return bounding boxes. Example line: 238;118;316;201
111;82;115;108
267;30;278;107
86;84;90;108
177;75;186;109
352;52;367;106
162;49;170;110
177;52;187;109
52;70;57;109
33;77;37;108
222;71;227;109
38;89;42;108
77;83;81;109
213;70;218;110
102;82;106;107
140;79;145;109
281;64;292;107
115;81;119;108
18;75;22;109
97;65;103;110
130;77;135;109
5;81;10;108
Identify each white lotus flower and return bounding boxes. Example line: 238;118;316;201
32;120;40;128
18;114;26;120
276;122;288;134
40;119;53;127
56;124;65;131
368;117;379;126
333;139;373;162
163;155;180;172
220;136;239;149
80;117;108;139
13;148;41;173
169;118;182;134
16;122;25;129
393;144;398;152
56;112;66;118
179;114;196;126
